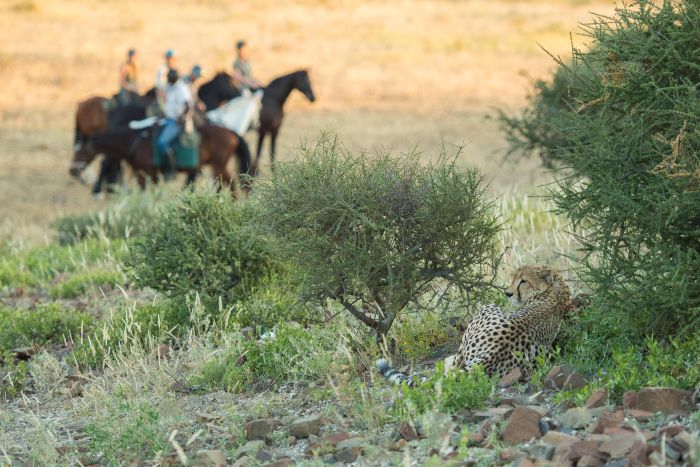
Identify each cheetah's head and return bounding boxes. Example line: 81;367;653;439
505;264;567;305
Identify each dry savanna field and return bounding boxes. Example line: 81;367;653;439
0;0;615;242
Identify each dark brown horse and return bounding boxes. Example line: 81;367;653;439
256;70;316;170
70;122;251;194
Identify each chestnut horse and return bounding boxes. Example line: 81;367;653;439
70;122;252;194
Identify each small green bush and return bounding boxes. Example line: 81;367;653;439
0;303;93;351
127;188;279;309
195;322;337;392
86;399;168;465
53;190;162;244
255;135;502;336
500;0;700;339
394;363;494;418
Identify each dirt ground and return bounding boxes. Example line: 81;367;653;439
0;0;615;243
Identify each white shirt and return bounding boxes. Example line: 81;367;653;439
155;65;170;92
163;80;193;120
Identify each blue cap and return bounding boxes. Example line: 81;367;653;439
127;48;136;57
165;49;175;58
191;65;202;78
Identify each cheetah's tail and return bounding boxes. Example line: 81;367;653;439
375;359;419;387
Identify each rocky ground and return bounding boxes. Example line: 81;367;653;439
4;352;698;467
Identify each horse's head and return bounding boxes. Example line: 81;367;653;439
215;72;240;100
296;69;316;102
69;139;98;182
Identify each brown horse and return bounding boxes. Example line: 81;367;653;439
70;122;252;194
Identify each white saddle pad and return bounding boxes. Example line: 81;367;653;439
206;89;262;135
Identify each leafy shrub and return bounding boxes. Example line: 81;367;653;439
86;399;168;465
127;188;279;308
0;303;93;351
500;0;700;338
53;190;162;244
195;322;337;392
255;135;502;336
393;363;494;418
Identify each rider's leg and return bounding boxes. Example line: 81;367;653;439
156;118;181;181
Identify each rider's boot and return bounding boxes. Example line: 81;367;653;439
163;148;176;181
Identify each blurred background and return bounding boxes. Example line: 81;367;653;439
0;0;614;241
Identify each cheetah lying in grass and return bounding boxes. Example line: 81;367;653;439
377;264;573;386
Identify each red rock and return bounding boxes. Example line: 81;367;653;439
563;440;607;464
593;411;624;434
627;409;654;421
585;388;608;409
578;454;604;467
622;387;694;415
399;422;419;441
544;364;587;390
542;430;579;446
245;419;277;440
502;406;542;444
305;432;350;454
658;425;683;438
499;367;523;388
599;432;643;458
626;440;650;465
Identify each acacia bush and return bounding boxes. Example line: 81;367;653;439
126;189;279;311
255;136;502;336
500;0;700;338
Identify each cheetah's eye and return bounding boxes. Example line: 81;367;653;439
519;279;528;285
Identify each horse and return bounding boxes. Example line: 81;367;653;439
256;69;316;170
70;121;252;195
198;73;240;111
73;89;157;193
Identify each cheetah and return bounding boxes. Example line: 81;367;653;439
376;264;573;386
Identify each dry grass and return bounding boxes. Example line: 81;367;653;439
0;0;614;243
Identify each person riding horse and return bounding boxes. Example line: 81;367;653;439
117;48;139;106
232;40;262;92
155;49;177;111
157;68;196;180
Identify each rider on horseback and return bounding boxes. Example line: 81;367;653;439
117;48;138;106
157;69;193;180
232;40;262;91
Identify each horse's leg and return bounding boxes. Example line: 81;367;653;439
255;127;265;174
185;170;198;187
92;157;107;195
270;127;280;171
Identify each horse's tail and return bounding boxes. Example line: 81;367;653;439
375;359;421;388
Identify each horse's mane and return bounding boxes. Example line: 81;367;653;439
266;69;306;89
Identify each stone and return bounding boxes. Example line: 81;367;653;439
502;406;542;444
622;387;694;415
334;437;366;463
154;343;169;359
541;430;579;446
232;455;251;467
524;405;550;417
255;449;275;462
585;388;608;409
523;444;555;461
498;367;523;388
592;411;624;434
662;442;682;462
289;414;323;438
12;346;36;360
625;441;650;465
599;432;642;458
245;418;278;440
627;409;654;421
241;327;254;339
560;440;607;464
559;407;593;429
287;435;296;445
399;422;419;441
195;449;227;466
305;431;351;455
671;430;694;452
578;455;604;467
234;441;265;460
545;364;587;390
657;425;684;438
